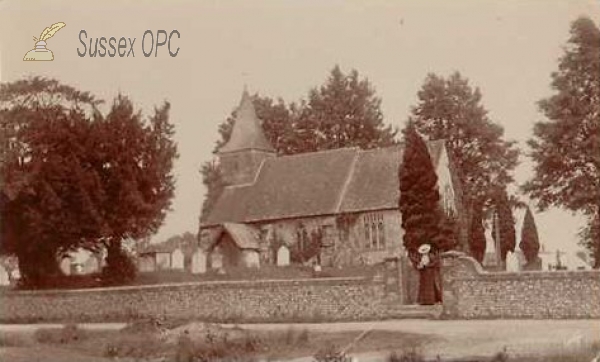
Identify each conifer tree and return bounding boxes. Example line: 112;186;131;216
469;202;486;263
492;188;516;262
398;123;442;256
520;207;540;264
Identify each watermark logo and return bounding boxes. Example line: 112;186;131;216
23;22;66;61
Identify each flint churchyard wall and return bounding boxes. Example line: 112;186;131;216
2;256;599;322
441;253;600;319
0;277;408;323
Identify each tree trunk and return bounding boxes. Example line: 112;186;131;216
594;207;600;269
105;238;122;268
17;246;61;288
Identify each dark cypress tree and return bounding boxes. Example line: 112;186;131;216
398;123;441;256
520;207;540;264
492;188;516;263
469;202;486;263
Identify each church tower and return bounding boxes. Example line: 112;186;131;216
217;89;276;185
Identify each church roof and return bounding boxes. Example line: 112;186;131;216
203;140;447;226
201;223;261;250
218;90;275;154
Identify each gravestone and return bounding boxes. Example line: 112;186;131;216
276;245;290;266
0;266;9;286
171;248;185;270
191;249;207;274
506;251;520;272
211;247;223;270
383;257;401;298
10;269;20;281
60;258;72;276
244;250;260;268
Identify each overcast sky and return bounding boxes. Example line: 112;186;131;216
1;0;598;255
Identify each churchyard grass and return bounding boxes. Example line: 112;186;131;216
4;265;381;291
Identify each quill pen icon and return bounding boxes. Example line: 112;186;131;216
23;22;66;61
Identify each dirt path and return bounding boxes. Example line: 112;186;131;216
230;319;600;360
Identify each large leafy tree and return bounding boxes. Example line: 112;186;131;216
0;78;178;286
519;206;540;265
578;213;599;268
93;95;178;282
410;72;519;256
398;123;444;258
522;17;600;267
292;65;397;153
0;78;101;286
491;188;516;263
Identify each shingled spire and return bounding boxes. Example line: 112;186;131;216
218;89;275;185
218;89;275;154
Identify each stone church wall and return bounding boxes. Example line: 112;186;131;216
257;209;404;267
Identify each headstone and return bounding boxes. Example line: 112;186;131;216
506;251;520;272
60;258;72;275
0;266;9;286
171;248;185;270
83;255;100;274
71;263;83;275
191;249;207;274
276;245;290;266
211;247;223;270
10;269;21;282
138;255;155;272
244;250;260;268
156;253;170;269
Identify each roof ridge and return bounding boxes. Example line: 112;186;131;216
357;144;403;154
275;146;359;160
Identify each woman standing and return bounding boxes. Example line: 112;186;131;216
411;243;442;305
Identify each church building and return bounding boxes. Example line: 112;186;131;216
199;90;464;270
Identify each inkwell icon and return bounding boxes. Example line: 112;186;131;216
23;22;66;61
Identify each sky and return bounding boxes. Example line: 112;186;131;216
1;0;598;256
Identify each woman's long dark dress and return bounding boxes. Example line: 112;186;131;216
411;252;443;305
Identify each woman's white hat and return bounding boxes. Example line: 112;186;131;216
418;243;431;254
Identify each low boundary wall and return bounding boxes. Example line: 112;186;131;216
0;277;406;323
441;253;600;319
2;256;598;323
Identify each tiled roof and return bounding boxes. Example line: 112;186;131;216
204;148;358;225
222;223;260;249
218;90;275;154
203;141;448;226
202;223;261;250
338;146;403;213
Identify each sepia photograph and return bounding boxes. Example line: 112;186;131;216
0;0;599;361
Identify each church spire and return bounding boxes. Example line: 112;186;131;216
217;89;276;186
218;89;275;154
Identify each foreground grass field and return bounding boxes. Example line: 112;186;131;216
1;320;598;361
0;322;435;362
